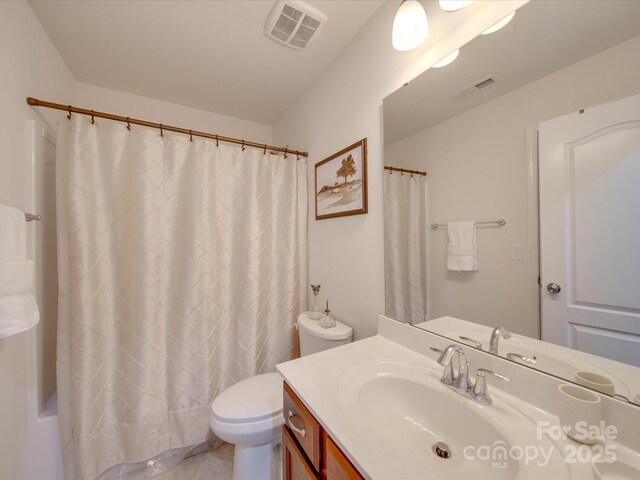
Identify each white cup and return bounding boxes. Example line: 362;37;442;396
558;384;602;444
574;371;615;395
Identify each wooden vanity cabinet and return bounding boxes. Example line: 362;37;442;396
322;431;363;480
283;425;320;480
283;382;363;480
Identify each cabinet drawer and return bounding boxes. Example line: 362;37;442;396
324;431;364;480
283;425;320;480
283;381;322;470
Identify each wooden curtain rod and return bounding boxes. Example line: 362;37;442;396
384;165;427;176
26;97;308;158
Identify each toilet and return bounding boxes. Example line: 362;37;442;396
210;312;353;480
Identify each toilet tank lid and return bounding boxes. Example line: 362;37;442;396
211;372;283;423
297;312;353;340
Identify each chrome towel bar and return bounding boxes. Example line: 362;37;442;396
430;219;506;229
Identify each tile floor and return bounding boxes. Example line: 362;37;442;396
159;443;234;480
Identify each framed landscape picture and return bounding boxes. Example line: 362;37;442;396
315;138;368;220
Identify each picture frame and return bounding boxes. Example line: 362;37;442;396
314;138;368;220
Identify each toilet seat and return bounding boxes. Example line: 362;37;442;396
210;373;285;448
211;372;283;424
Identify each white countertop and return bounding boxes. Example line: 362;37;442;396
278;334;428;479
276;316;637;479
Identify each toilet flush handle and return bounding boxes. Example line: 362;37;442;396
287;410;306;438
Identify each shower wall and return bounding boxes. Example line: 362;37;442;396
26;121;58;413
0;3;75;478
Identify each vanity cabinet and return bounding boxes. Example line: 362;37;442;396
283;426;320;480
283;382;363;480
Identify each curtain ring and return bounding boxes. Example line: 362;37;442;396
189;130;193;142
159;124;163;137
67;105;72;120
241;140;245;151
284;150;288;159
216;135;219;147
126;117;131;131
263;144;267;155
90;110;95;125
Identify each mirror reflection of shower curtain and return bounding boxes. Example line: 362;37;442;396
384;171;427;325
55;117;307;480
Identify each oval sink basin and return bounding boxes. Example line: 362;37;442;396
340;360;573;479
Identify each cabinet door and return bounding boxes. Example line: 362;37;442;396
284;381;322;470
283;426;320;480
324;432;363;480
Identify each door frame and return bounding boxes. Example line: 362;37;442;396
525;126;541;339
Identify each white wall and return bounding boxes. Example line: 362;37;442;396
74;83;273;145
384;34;640;336
0;2;75;478
273;1;526;340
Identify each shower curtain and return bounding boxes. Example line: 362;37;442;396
55;116;307;480
384;171;427;325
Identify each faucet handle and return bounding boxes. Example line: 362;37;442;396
471;369;510;405
459;336;483;349
478;369;509;382
506;352;536;364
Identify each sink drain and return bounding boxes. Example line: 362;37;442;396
432;442;451;459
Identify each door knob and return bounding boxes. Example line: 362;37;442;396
546;283;561;294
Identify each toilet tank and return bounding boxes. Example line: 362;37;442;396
297;312;353;356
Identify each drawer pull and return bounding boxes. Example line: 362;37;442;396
287;410;306;438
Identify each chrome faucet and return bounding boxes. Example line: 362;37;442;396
433;344;509;406
429;347;454;384
436;345;470;392
489;326;511;354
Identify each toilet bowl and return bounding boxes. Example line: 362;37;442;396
210;313;353;480
210;372;284;480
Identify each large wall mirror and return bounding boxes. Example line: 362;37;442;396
382;0;640;405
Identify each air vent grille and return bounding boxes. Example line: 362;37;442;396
452;76;498;99
474;77;495;89
265;1;327;49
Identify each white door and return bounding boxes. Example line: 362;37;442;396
539;93;640;367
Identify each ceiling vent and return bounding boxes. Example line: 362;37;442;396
265;1;327;49
452;76;498;99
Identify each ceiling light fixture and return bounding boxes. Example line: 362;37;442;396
392;0;429;51
481;12;516;35
432;49;459;68
439;1;472;12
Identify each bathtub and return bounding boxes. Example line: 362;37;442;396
29;392;64;480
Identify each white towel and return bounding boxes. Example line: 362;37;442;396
447;221;478;271
0;205;39;338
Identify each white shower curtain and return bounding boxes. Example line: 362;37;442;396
384;171;427;325
55;116;307;480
